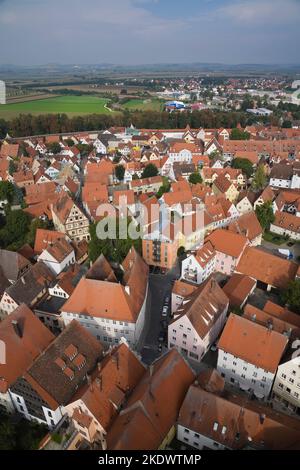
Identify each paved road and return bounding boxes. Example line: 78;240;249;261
138;263;180;365
261;239;300;261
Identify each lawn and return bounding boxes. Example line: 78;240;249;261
122;98;164;112
0;95;114;118
263;231;289;245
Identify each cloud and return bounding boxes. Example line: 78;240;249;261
218;0;300;25
0;0;298;65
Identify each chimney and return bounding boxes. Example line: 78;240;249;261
12;320;23;338
96;377;102;391
125;286;130;295
259;414;266;425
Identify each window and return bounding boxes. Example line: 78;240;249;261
278;382;284;389
213;422;218;431
184;429;190;434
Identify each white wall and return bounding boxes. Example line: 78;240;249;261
217;349;275;400
177;424;227;450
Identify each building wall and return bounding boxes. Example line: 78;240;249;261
270;223;300;241
38;249;75;275
10;389;64;429
0;292;18;320
142;239;178;271
217;349;275;400
61;312;136;348
0;391;15;414
236;198;253;215
168;304;227;364
272;359;300;413
269;178;290;189
214;251;238;276
181;255;216;285
177;424;227;450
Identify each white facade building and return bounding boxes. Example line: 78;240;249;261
217;314;288;400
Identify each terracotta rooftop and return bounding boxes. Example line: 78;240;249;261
23;320;103;409
178;383;300;450
218;313;288;372
0;304;54;393
223;274;256;308
171;277;229;339
243;304;300;339
206;229;248;259
236;247;298;289
228;211;262;242
107;349;195;450
34;228;66;255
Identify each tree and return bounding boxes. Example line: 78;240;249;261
8;160;17;176
47;142;61;155
0;181;15;204
252;164;267;191
26;219;49;247
255;201;275;231
189;172;203;185
156;177;171;199
65;138;74;147
282;120;292;128
0;209;31;250
115;164;125;182
232;158;254;178
230;128;250;140
88;219;142;264
281;280;300;314
141;163;158;178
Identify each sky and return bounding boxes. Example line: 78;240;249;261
0;0;299;65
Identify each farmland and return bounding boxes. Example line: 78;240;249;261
0;95;114;118
121;98;164;112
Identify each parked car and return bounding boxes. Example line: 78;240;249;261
158;331;166;343
164;295;170;305
161;319;168;329
210;343;217;352
162;306;168;317
287;241;295;247
158;343;162;352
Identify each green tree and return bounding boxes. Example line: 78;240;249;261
26;219;49;247
232;158;254;178
252;164;267;191
8;160;18;176
281;280;300;314
47;142;61;155
88;219;142;264
255;201;275;231
65;138;74;147
156;177;171;199
0;181;15;203
115;164;125;182
189;172;203;185
0;209;31;250
230;128;250;140
141;163;158;178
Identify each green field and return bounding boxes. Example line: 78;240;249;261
0;95;114;118
122;98;164;112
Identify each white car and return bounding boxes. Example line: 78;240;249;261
162;306;168;317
